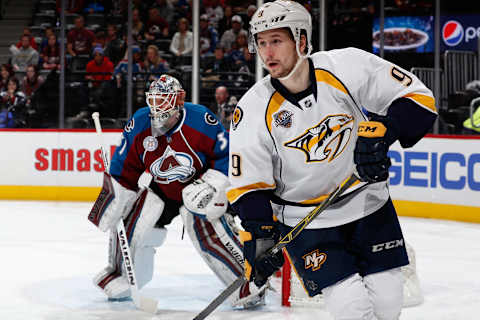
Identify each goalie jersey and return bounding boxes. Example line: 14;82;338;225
227;47;437;228
110;103;229;203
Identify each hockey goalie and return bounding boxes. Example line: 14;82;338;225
87;74;266;308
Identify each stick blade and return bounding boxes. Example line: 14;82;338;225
138;297;158;314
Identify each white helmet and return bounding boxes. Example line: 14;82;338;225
249;0;313;59
146;74;185;133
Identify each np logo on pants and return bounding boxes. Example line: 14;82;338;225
303;249;327;271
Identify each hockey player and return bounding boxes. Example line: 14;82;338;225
88;74;266;308
228;1;437;319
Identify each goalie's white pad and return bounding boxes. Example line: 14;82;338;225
94;188;165;299
88;172;138;232
182;169;229;221
180;206;267;308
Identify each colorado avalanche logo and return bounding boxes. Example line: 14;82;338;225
443;20;464;46
284;114;354;163
150;145;196;184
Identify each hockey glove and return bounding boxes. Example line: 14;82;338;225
239;220;284;288
354;115;398;183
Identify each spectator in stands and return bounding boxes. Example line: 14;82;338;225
170;18;193;58
56;0;85;14
144;7;169;43
236;46;255;76
219;15;248;53
174;0;191;22
246;4;257;21
11;35;40;72
15;27;38;51
114;45;143;88
0;77;27;128
210;85;229;114
93;30;106;49
210;85;235;129
204;0;224;28
21;65;45;106
67;15;95;56
86;46;115;118
152;0;175;28
85;46;114;87
228;32;248;66
202;45;234;85
104;24;125;65
41;34;61;70
39;27;55;52
130;8;145;41
217;5;233;36
144;44;169;83
199;14;219;57
0;64;14;92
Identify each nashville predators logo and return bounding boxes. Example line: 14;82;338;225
231;106;243;131
303;249;327;271
284;114;354;163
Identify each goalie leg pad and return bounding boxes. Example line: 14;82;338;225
88;172;138;232
180;206;266;308
94;188;165;299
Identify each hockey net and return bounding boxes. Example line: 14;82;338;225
280;244;423;308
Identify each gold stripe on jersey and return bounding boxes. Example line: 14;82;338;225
266;92;286;133
299;179;361;205
227;182;276;203
403;93;436;113
315;69;348;95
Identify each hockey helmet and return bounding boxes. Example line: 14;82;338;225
146;74;185;130
248;0;312;59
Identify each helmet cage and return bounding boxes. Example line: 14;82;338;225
146;75;184;128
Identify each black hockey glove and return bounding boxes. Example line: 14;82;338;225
354;115;398;183
240;220;284;288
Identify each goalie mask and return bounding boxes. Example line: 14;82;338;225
146;75;185;134
249;0;313;80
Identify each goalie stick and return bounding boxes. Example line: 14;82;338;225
193;174;359;320
91;112;158;314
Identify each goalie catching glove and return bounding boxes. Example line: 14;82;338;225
354;115;398;183
239;220;284;288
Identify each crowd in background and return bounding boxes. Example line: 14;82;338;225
0;0;479;134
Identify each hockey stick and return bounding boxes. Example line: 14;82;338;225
92;112;158;314
193;174;359;320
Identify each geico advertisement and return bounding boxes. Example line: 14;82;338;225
0;131;121;186
388;136;480;207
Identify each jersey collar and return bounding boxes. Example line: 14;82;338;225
270;58;317;110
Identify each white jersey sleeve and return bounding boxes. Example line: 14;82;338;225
227;78;277;205
326;47;436;116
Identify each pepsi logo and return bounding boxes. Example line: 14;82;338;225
443;20;464;46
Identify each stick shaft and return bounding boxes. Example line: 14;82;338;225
193;174;358;319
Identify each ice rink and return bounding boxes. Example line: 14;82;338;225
1;200;479;320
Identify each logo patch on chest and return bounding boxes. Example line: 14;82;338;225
150;145;196;184
284;114;354;163
274;110;293;128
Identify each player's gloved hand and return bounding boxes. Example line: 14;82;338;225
354;115;398;183
239;220;284;288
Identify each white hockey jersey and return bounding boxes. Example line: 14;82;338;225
227;47;436;228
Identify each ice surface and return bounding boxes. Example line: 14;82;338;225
1;200;479;319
